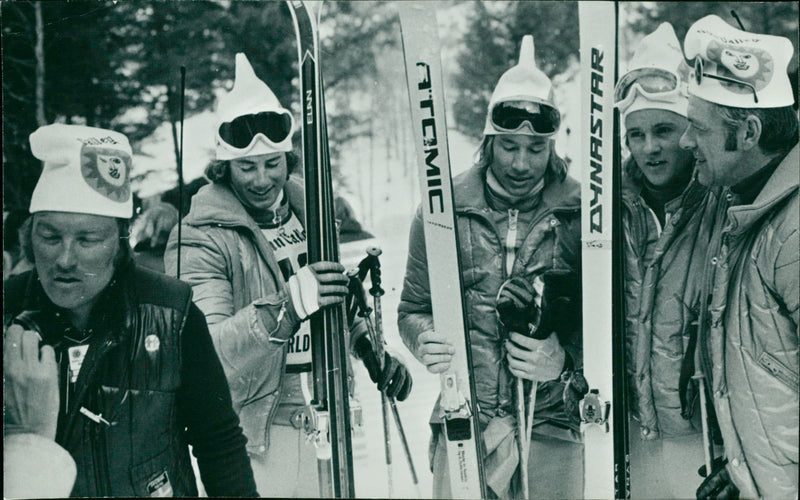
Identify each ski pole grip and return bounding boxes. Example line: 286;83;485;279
366;247;385;297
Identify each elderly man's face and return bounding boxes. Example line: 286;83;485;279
679;96;744;187
32;212;120;326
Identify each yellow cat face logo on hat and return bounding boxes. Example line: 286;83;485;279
81;145;132;202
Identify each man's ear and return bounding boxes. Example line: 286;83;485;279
740;114;762;151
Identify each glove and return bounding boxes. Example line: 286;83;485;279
561;370;589;421
287;262;349;320
496;276;542;335
354;336;412;401
696;458;739;500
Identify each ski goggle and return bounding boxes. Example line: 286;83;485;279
490;100;561;136
693;57;758;104
614;68;681;112
217;111;294;151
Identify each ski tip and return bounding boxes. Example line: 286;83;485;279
519;35;535;67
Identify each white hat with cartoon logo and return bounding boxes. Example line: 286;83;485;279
684;14;795;108
29;124;133;219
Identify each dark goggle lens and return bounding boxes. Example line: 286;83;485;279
218;111;292;149
694;57;703;85
615;68;678;102
491;102;560;134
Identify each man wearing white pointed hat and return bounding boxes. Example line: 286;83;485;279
165;53;412;497
3;124;258;496
399;36;585;499
678;14;799;500
614;22;717;499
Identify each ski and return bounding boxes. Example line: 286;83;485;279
578;2;630;499
286;1;355;497
398;4;487;499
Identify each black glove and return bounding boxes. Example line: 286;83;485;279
9;310;64;347
354;336;412;401
696;458;739;499
496;277;542;335
562;370;589;420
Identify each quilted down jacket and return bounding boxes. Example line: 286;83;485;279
622;166;717;438
699;145;799;499
165;177;363;456
398;163;582;431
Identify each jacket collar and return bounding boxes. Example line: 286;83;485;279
453;164;580;213
184;175;306;230
17;265;131;347
726;144;799;235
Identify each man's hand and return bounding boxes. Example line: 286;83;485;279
287;261;349;319
131;202;179;250
354;336;413;401
415;329;455;374
496;276;542;334
3;325;60;440
505;331;565;382
696;458;739;499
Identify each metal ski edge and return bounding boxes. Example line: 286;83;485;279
398;4;487;499
286;1;355;497
611;4;631;499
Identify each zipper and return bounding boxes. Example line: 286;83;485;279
505;208;519;274
61;337;116;450
261;357;286;454
696;195;730;385
461;206;570;279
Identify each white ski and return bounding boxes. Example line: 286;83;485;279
578;2;629;499
399;3;487;499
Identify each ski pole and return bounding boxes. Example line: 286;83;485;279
517;379;530;500
346;266;400;498
176;66;185;280
523;276;546;469
693;342;714;474
500;275;546;500
356;248;421;495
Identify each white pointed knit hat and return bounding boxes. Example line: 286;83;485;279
684;15;795;108
29;124;133;219
615;23;690;121
215;53;295;160
483;35;560;136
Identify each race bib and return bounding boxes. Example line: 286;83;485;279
285;323;312;373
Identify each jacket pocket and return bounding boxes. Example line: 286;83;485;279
131;447;175;497
758;351;799;390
